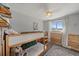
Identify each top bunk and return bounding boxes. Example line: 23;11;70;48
5;31;44;47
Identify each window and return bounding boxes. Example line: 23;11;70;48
51;20;64;30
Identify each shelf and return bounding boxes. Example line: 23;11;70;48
0;4;11;18
0;17;9;27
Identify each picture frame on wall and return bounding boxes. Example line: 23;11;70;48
33;22;38;30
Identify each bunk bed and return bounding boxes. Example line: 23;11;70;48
0;4;48;56
5;32;45;56
0;3;11;56
0;17;10;56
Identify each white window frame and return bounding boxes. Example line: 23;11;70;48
51;20;64;31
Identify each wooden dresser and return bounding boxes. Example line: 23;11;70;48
51;32;62;45
68;34;79;51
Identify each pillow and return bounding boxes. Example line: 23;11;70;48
21;40;37;50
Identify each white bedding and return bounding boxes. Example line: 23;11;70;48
26;43;44;56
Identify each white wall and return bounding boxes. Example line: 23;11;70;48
63;12;79;47
10;10;43;32
43;12;79;47
43;21;49;32
68;13;79;34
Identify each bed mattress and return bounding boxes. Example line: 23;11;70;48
26;43;44;56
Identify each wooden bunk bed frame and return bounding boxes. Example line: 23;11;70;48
5;32;45;56
0;3;11;56
0;17;10;56
0;4;49;56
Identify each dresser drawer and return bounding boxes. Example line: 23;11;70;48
68;41;79;49
68;34;79;42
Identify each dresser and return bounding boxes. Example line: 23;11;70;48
68;34;79;51
51;32;62;45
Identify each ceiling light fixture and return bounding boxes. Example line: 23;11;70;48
44;10;52;16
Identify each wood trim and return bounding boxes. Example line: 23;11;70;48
6;34;21;37
7;31;44;37
3;40;5;56
9;38;42;48
6;35;10;56
21;31;43;34
69;34;79;36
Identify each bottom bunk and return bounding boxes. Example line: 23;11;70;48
10;40;44;56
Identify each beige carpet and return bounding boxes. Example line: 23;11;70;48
45;45;79;56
